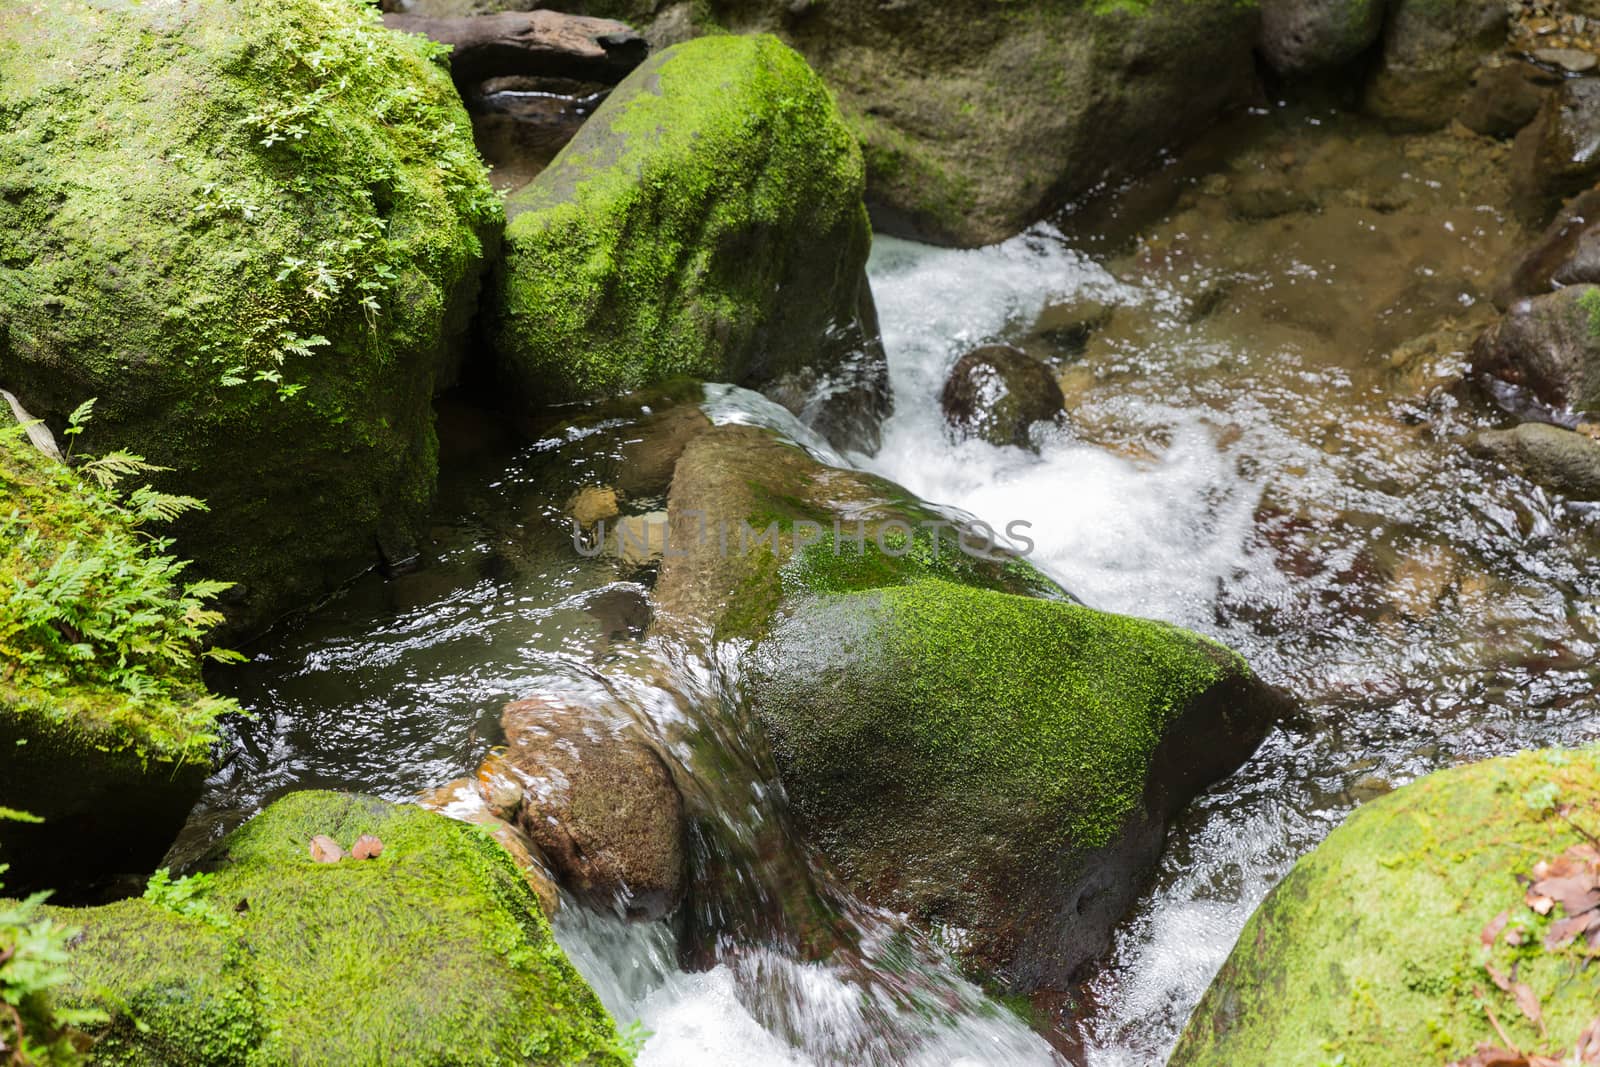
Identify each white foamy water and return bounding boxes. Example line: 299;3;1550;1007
862;230;1263;630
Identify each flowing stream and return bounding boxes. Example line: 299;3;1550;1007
189;105;1600;1064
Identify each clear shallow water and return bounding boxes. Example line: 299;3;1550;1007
193;106;1600;1063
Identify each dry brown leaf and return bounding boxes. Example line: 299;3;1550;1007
1511;982;1545;1036
1544;911;1600;951
351;834;384;860
1485;963;1514;994
309;834;343;863
1575;1017;1600;1063
1528;875;1600;918
1506;925;1528;947
1448;1046;1529;1067
1526;887;1556;916
1483;910;1512;947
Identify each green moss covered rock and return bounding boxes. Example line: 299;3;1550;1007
0;0;502;635
1171;746;1600;1067
557;0;1261;247
490;34;887;450
0;427;234;893
48;791;631;1066
655;423;1287;990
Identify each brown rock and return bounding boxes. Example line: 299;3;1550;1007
502;695;686;920
416;776;561;915
1456;60;1555;138
1511;79;1600;220
1500;187;1600;304
940;344;1065;449
1474;284;1600;413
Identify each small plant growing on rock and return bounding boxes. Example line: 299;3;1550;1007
0;809;105;1067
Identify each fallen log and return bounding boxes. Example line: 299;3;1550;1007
383;11;647;87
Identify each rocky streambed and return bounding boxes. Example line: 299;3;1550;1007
5;0;1600;1064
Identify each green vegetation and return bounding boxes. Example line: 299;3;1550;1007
493;34;871;403
0;0;501;632
0;416;236;766
1170;746;1600;1067
0;808;102;1067
51;793;632;1066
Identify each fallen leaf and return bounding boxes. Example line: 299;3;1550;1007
1511;982;1545;1035
1526;887;1555;916
1544;911;1600;951
1483;910;1511;947
1528;875;1600;918
1485;964;1514;994
351;834;383;860
1575;1017;1600;1063
309;835;343;863
1447;1046;1529;1067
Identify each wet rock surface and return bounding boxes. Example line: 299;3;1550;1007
1475;284;1600;415
1469;420;1600;498
940;344;1066;449
1511;77;1600;217
501;694;688;920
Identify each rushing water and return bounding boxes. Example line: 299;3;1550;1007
192;104;1600;1063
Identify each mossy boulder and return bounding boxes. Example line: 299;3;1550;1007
1170;746;1600;1067
0;428;233;894
1363;0;1508;128
0;0;502;635
562;0;1261;248
655;423;1288;990
489;34;889;451
47;791;631;1065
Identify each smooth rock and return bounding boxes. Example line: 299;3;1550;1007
940;344;1066;449
1468;420;1600;498
1474;284;1600;413
1456;59;1555;138
1364;0;1509;128
1511;78;1600;219
501;695;687;920
1259;0;1387;75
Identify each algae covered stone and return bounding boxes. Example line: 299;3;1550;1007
0;427;235;893
564;0;1261;247
49;791;631;1066
1171;746;1600;1067
655;423;1287;989
0;0;502;634
489;34;888;448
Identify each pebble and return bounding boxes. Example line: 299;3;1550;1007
1532;46;1598;71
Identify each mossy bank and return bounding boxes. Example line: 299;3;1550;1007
0;423;235;893
45;792;632;1065
0;0;502;635
1171;746;1600;1066
657;422;1289;989
491;34;887;449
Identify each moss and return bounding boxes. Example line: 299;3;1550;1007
1171;747;1600;1067
753;578;1242;858
0;0;501;633
492;34;872;403
50;792;632;1066
0;432;231;766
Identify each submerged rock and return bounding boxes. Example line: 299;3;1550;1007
0;0;502;635
655;424;1288;990
1170;746;1600;1066
48;792;629;1065
501;695;687;921
0;431;230;893
1474;284;1600;415
566;0;1262;248
1363;0;1508;128
1469;421;1600;499
940;344;1065;449
1259;0;1387;76
490;34;889;451
1456;58;1553;139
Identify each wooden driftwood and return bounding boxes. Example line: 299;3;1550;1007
383;11;648;87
